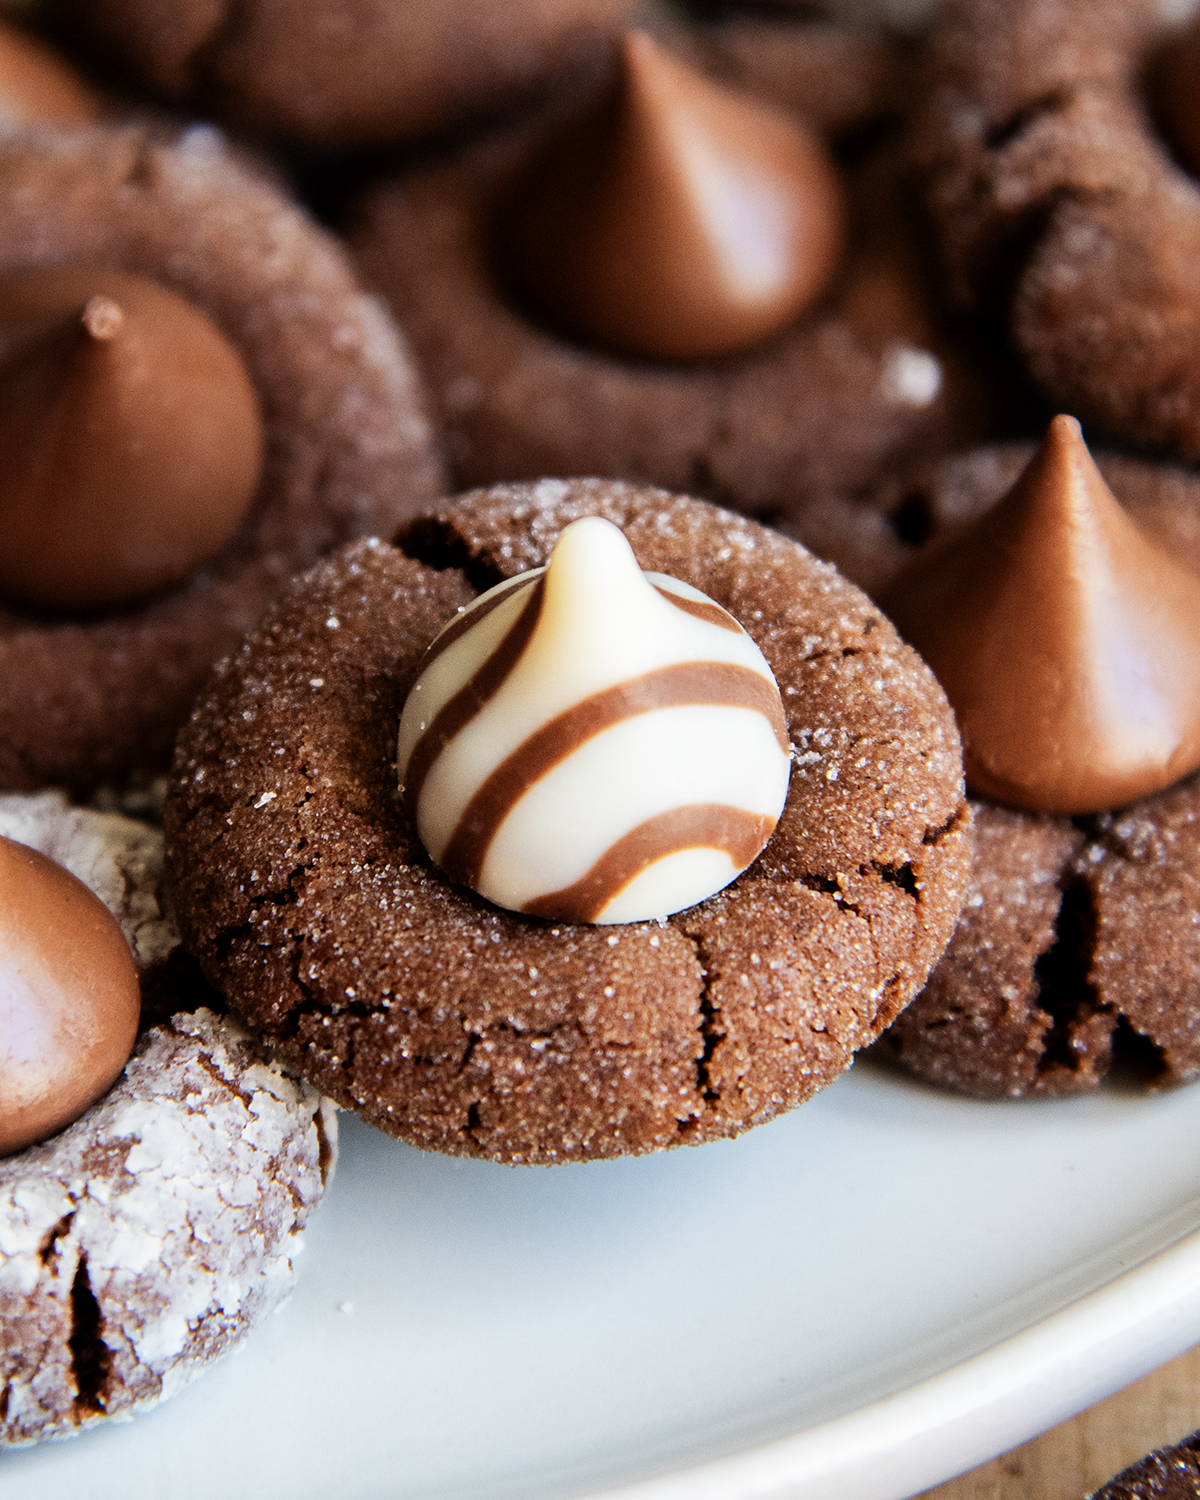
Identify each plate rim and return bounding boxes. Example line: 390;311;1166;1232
578;1221;1200;1500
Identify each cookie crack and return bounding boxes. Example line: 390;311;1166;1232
875;861;919;900
924;804;968;847
795;870;865;918
1032;875;1112;1079
799;644;872;665
394;515;507;595
984;89;1076;152
38;1212;76;1268
457;1031;481;1074
1110;1014;1170;1086
68;1253;111;1417
682;931;723;1109
192;1050;253;1108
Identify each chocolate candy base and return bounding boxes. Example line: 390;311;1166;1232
165;480;971;1164
0;123;443;793
0;795;335;1446
349;25;993;531
53;0;635;145
1089;1430;1200;1499
913;0;1200;459
849;445;1200;1097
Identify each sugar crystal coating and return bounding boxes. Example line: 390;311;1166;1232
166;480;973;1164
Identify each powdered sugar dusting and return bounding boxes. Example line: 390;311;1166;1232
0;1008;336;1446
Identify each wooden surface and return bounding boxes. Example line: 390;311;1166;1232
918;1345;1200;1499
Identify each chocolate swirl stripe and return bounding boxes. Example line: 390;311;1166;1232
403;576;545;814
417;571;540;675
439;661;789;889
653;585;742;633
522;805;776;922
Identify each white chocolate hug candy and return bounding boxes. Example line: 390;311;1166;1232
397;516;791;923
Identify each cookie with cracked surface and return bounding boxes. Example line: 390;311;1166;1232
0;121;443;793
912;0;1200;461
1089;1428;1200;1499
856;442;1200;1096
50;0;636;145
164;479;972;1164
0;792;336;1445
348;21;995;532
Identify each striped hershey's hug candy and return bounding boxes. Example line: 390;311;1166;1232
397;516;791;924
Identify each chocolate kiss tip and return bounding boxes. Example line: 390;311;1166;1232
0;266;264;614
82;295;124;341
881;416;1200;816
495;27;847;364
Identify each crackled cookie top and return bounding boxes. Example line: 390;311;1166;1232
166;479;971;1164
0;794;336;1447
912;0;1200;460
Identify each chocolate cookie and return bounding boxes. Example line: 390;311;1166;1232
0;794;336;1446
349;22;994;531
912;0;1200;460
1090;1429;1200;1500
861;439;1200;1096
164;479;972;1164
0;122;443;792
50;0;635;145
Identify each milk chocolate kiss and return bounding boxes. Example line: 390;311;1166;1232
881;415;1200;815
0;835;140;1156
495;30;847;363
0;19;97;128
0;266;265;612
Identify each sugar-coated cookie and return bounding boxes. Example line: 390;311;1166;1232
165;480;972;1164
0;123;443;792
0;792;336;1445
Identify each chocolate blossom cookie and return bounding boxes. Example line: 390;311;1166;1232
49;0;636;146
913;0;1200;461
847;419;1200;1096
164;479;972;1165
0;122;443;792
0;790;336;1445
350;23;993;532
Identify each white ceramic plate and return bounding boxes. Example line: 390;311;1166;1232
8;1054;1200;1500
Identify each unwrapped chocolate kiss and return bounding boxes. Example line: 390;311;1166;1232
0;265;264;612
494;30;847;363
881;414;1200;814
0;834;140;1155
